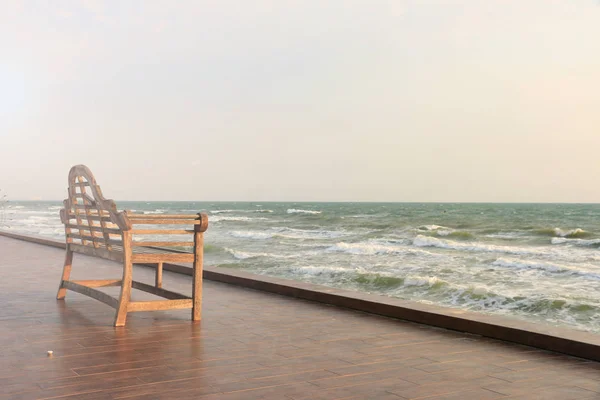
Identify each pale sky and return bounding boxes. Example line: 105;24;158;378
1;0;599;202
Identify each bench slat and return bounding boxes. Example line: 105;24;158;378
70;243;125;262
65;214;113;223
128;214;201;219
129;219;203;225
67;232;104;239
131;229;194;234
66;224;122;235
69;204;102;211
67;234;122;246
132;253;195;263
131;242;194;247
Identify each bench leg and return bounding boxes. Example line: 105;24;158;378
114;259;132;327
155;262;163;288
192;231;203;321
56;245;74;300
114;234;133;327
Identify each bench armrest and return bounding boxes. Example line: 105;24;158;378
124;212;209;249
126;212;209;232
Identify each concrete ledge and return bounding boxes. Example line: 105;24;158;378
0;230;67;249
2;230;600;362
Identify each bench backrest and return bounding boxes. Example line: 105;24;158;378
60;165;131;250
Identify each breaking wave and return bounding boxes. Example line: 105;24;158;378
437;230;474;240
289;265;355;277
327;240;445;258
534;228;592;238
485;232;524;240
273;227;347;240
413;235;546;256
490;257;595;275
230;231;274;240
230;227;346;240
551;237;600;247
211;209;274;214
287;209;322;215
418;224;450;231
211;216;268;222
225;248;298;260
354;273;447;289
417;225;474;240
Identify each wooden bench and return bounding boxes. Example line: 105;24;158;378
56;165;209;326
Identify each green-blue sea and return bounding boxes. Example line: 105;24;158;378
4;201;600;334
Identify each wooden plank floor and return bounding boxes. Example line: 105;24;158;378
1;236;600;400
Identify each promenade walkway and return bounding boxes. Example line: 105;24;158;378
1;236;600;399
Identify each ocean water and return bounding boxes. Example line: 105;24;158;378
3;201;600;334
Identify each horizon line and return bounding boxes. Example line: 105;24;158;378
6;199;600;205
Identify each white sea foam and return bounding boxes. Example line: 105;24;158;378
278;241;332;249
369;238;411;246
417;225;463;237
492;258;571;273
554;228;586;237
289;265;354;276
327;242;405;255
327;241;444;258
418;225;450;231
403;276;445;287
13;206;25;209
225;248;298;260
551;237;600;247
287;209;321;215
9;210;57;215
143;210;165;214
493;258;600;281
212;216;268;222
412;235;545;256
212;209;273;214
230;227;345;240
273;227;347;240
230;231;274;240
27;216;55;221
485;232;524;239
225;249;256;259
